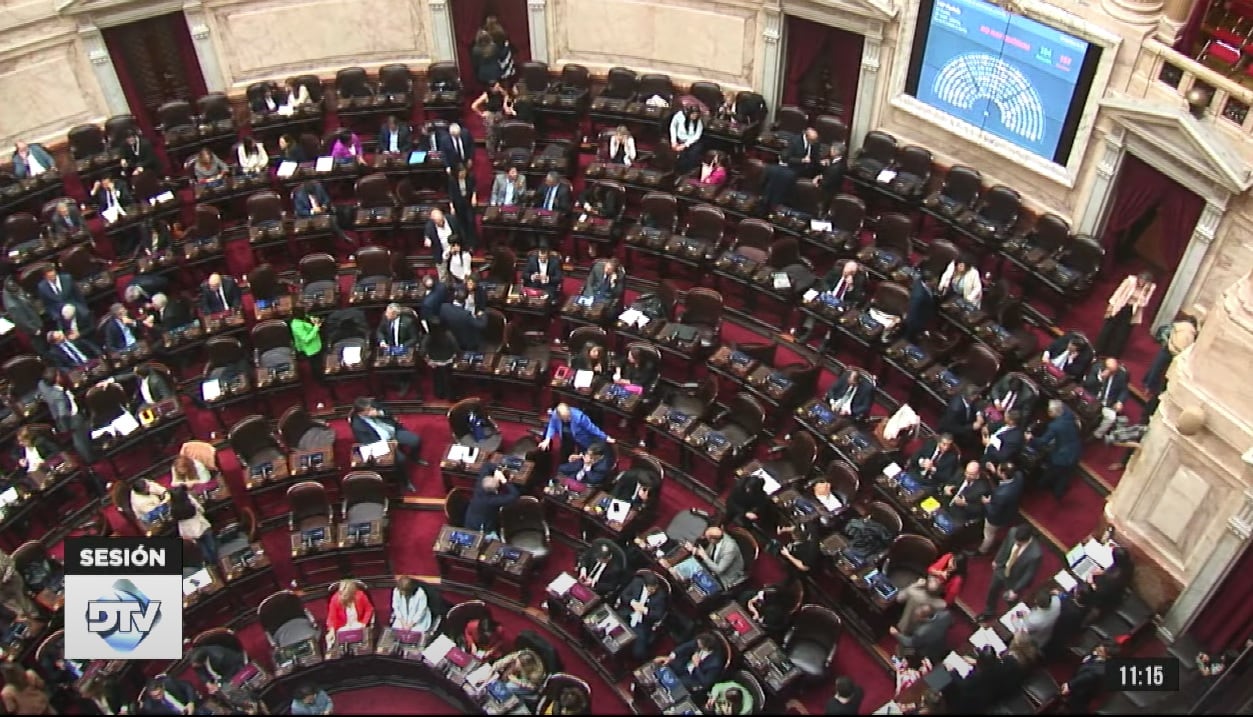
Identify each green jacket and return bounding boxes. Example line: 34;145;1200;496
291;318;322;357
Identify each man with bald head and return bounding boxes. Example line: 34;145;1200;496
791;260;867;343
198;273;242;316
539;403;614;459
1084;357;1130;440
424;208;456;276
943;460;990;526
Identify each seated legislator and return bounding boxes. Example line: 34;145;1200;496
610;467;658;510
120;130;160;177
466;464;521;539
326;579;374;646
424;209;457;271
577;182;620;221
981;410;1024;469
138;676;200;715
785;128;823;179
653;632;726;694
462;615;504;661
452;276;486;316
58;303;93;342
377;115;412;155
558;440;616;487
938;257;983;308
539;403;613;456
11;141;54;179
543;686;589;715
278;134;307;163
282;78;312;112
536;172;572;214
144;293;193;338
250;83;281;115
694;151;729;188
439;301;486;352
669;106;705;174
293;180;352;244
291;684;333;715
128;363;178;408
46;330;100;369
188;644;245;693
376;303;419;351
978;375;1036;431
103;302;146;352
50;200;86;236
237;137;269;175
724;472;771;528
490;166;528;207
815;143;850;205
11;427;59;491
330;129;366;165
577;541;627;595
908;432;960;486
1040;332;1093;382
608;125;637;165
616;346;658;392
349;397;426;491
580;258;625;306
614;571;667;660
38;265;87;318
824;371;873;425
669;524;746;588
571;343;612;382
92;175;133;226
524;242;563;301
391;576;434;633
199;273;243;316
792;260;868;341
188;147;230;186
1084;357;1130;440
492;649;547;704
943;461;991;526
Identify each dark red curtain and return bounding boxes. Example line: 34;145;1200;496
782;16;829;107
1175;0;1211;55
1193;544;1253;652
102;39;155;137
452;0;530;90
1100;155;1201;270
831;28;864;123
172;14;208;100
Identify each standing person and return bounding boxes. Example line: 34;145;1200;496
448;165;478;250
170;485;217;564
0;548;37;619
472;81;509;158
1028;400;1083;502
1144;314;1197;393
470;30;501;90
1094;272;1156;357
538;403;614;459
982;525;1042;620
980;461;1026;554
290;307;324;384
483;16;516;84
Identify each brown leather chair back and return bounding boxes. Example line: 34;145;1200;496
299;253;337;284
355;174;394;209
356;246;392;280
637;73;673;101
640;193;678;231
603;67;638;98
774;106;807;134
688;81;723;113
379;64;413;95
873;213;913;257
684;205;725;243
247;191;284;225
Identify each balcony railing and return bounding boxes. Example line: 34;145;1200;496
1138;38;1253;131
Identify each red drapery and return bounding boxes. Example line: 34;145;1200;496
1193;544;1253;652
1100;154;1202;270
452;0;531;91
782;16;864;122
1176;0;1211;55
101;13;207;136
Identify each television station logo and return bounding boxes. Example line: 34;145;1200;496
65;537;183;660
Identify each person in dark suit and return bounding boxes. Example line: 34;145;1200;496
758;162;796;214
656;633;725;694
784;128;823;179
535;172;572;213
980;461;1026;553
250;83;281;114
198;274;242;315
127;363;177;407
523;243;562;302
50;201;85;236
438;123;475;169
349;397;426;491
144;293;193;337
424;209;457;269
439;302;485;352
1084;357;1130;439
448;165;478;249
35;379;94;464
1062;641;1114;712
981;409;1024;469
581;258;625;306
982;525;1043;619
138;676;200;715
558;441;616;487
188;644;245;691
11;141;54;179
615;572;667;660
943;461;990;525
55;303;93;343
576;540;626;596
1041;332;1093;381
938;385;980;444
824;370;873;424
37;266;86;317
103;302;144;352
724;472;772;530
907;432;960;486
902;274;936;342
376;303;419;396
978;375;1037;431
824;676;864;715
120;131;160;178
419;276;448;324
46;330;101;369
617;346;657;391
92;175;134;224
377;115;412;154
292;180;351;244
576;183;620;221
610;467;658;509
792;260;868;341
465;464;520;538
890;605;953;663
1028;400;1083;501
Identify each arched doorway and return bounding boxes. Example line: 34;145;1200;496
451;0;531;92
101;12;207;134
781;16;863;125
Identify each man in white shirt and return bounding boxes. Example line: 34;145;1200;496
490;166;526;206
11;141;54;179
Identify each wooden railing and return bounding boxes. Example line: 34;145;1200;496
1136;37;1253;133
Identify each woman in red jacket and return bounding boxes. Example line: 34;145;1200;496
326;579;374;643
927;552;967;604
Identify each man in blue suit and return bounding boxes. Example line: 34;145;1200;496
1028;400;1082;501
824;370;873;425
980;460;1026;553
981;409;1024;470
1083;357;1130;440
615;572;667;660
437;123;475;169
539;403;614;459
557;441;616;487
654;632;726;694
465;464;520;539
11;141;55;179
293;180;352;245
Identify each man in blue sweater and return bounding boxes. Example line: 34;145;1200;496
465;464;520;539
539;403;614;459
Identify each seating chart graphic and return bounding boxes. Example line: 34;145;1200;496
931;52;1047;144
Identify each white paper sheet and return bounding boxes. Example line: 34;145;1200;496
573;370;594;389
1054;569;1078;592
1084;539;1115;569
969;627;1007;654
315;156;334;173
341;345;363;365
447;444;468;462
802;289;820;303
645;532;668;548
0;317;14;335
360;440;391;461
818;493;843;512
547;572;576;596
151;191;175;205
943;651;974;678
465;663;496;689
810;220;833;232
606;499;631;523
277;161;298;178
1000;603;1029;633
421;634;456;666
772;272;791;290
101;206;121;224
0;488;20;508
760;471;782;496
877;169;898;183
182;568;212;596
882;462;902;479
201;378;222;402
111;411;140;436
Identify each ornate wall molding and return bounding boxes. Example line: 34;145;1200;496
528;0;550;64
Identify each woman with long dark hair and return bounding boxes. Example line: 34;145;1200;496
170;484;217;563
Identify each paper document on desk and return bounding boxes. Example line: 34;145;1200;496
0;317;13;334
772;272;791;290
447;444;467;462
111;411;140;436
101;206;121;224
606;499;631;523
277;161;297;178
1054;569;1078;592
0;488;18;510
943;651;973;678
315;156;334;173
548;572;576;596
645;532;668;549
183;568;212;596
573;370;594;389
421;634;456;666
883;462;902;479
360;440;391;461
1000;603;1029;634
151;191;175;205
466;663;495;689
810;220;833;233
969;627;1007;654
868;308;899;329
877;169;898;184
341;345;363;366
757;470;781;496
201;378;222;402
1083;539;1114;568
802;289;820;303
91;426;114;441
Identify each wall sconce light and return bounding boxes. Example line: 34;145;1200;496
1186;86;1213;119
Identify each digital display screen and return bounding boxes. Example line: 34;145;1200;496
906;0;1101;164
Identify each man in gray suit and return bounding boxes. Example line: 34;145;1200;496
671;524;745;589
580;258;625;305
35;379;94;463
891;604;953;662
982;525;1043;619
489;166;527;206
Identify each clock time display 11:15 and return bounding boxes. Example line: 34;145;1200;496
1106;657;1182;692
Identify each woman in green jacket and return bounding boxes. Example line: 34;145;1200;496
706;681;753;714
290;307;324;382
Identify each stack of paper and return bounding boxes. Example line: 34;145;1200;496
573;370;594;389
645;532;668;548
606;499;631;523
277;161;298;178
341;345;363;366
1084;539;1115;568
877;169;898;183
883;462;903;479
111;411;140;436
1054;570;1079;591
969;627;1007;654
802;289;820;303
618;308;650;328
0;488;20;509
869;307;900;329
421;634;456;666
810;220;833;232
758;470;782;496
315;156;334;173
1000;603;1029;633
101;206;122;224
201;378;222;402
150;191;175;205
359;440;391;461
547;572;576;596
943;651;974;677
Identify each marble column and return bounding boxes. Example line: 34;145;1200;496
1075;131;1125;238
1151;200;1224;331
850;33;883;152
182;1;226;92
78;23;130;116
759;8;784;124
428;0;458;65
1156;0;1197;45
1101;0;1167;26
527;0;550;64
